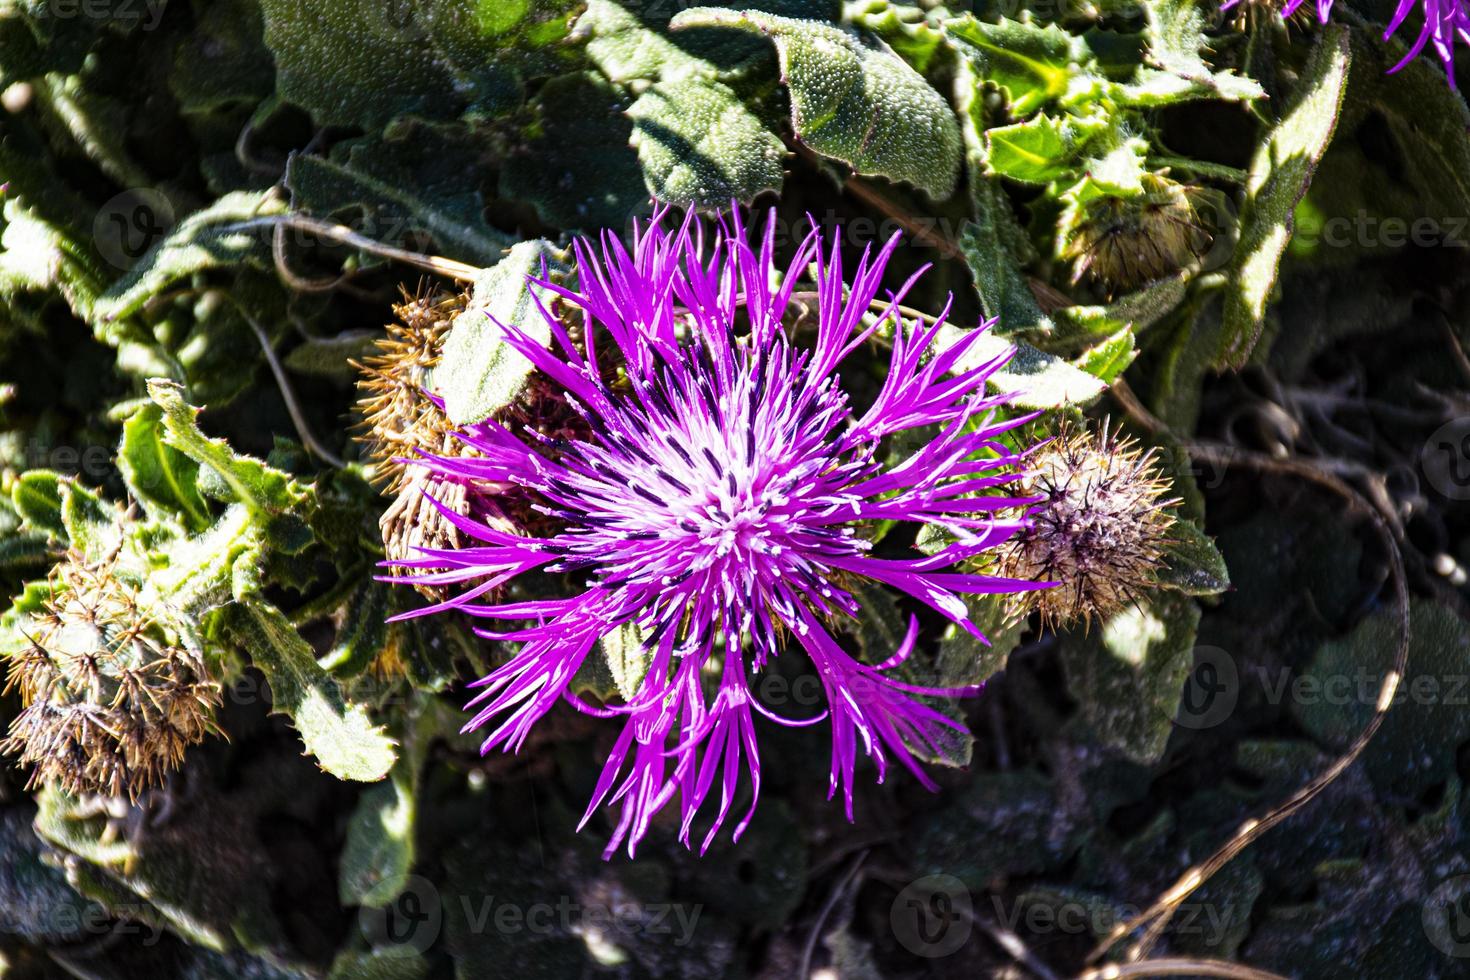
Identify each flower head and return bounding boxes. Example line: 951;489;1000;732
391;209;1039;856
995;422;1176;629
1060;174;1210;294
3;551;221;800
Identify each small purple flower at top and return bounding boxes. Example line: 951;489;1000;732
389;208;1040;857
1224;0;1468;86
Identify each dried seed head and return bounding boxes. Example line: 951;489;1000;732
1061;174;1211;294
998;423;1177;629
2;553;221;800
353;286;465;492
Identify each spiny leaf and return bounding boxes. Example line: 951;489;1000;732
224;601;396;782
119;402;211;531
147;379;305;516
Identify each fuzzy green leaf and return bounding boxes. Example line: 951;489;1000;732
673;7;962;199
1218;27;1349;369
93;191;283;323
435;240;565;426
1061;591;1202;765
628;78;785;208
225;602;396;782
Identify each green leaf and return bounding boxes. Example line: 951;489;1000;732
58;480;115;560
1072;325;1137;384
1157;519;1230;597
986;112;1106;185
959;184;1052;335
597;620;653;703
436;240;565;425
1142;0;1266;104
340;771;416;907
673;8;962;199
1217;26;1349;369
93;191;284;323
258;0;539;129
119;402;211;531
284;122;514;267
628;78;785;207
1060;591;1202;765
1294;599;1470;799
497;71;648;230
10;469;65;541
224;601;396;782
147;379;306;517
946;15;1089;117
939;327;1108;410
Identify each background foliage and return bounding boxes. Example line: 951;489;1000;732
1;0;1469;977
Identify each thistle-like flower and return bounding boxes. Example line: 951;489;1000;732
1060;174;1210;294
996;423;1176;629
390;210;1041;856
2;552;221;800
354;286;463;494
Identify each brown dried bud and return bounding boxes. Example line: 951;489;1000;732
3;553;221;800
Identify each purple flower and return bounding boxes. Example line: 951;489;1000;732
1227;0;1468;86
1384;0;1470;83
391;210;1039;857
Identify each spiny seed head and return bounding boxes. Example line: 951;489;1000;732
353;285;465;492
999;422;1177;629
2;553;221;800
1061;174;1211;294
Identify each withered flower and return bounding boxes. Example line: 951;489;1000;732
3;553;221;800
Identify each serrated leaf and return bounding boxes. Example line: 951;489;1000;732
225;601;396;782
147;379;306;516
1218;27;1349;369
119;402;211;531
1142;0;1265;104
946;15;1089;117
628;78;785;207
436;240;564;425
986;112;1105;184
673;7;962;199
1060;591;1201;765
